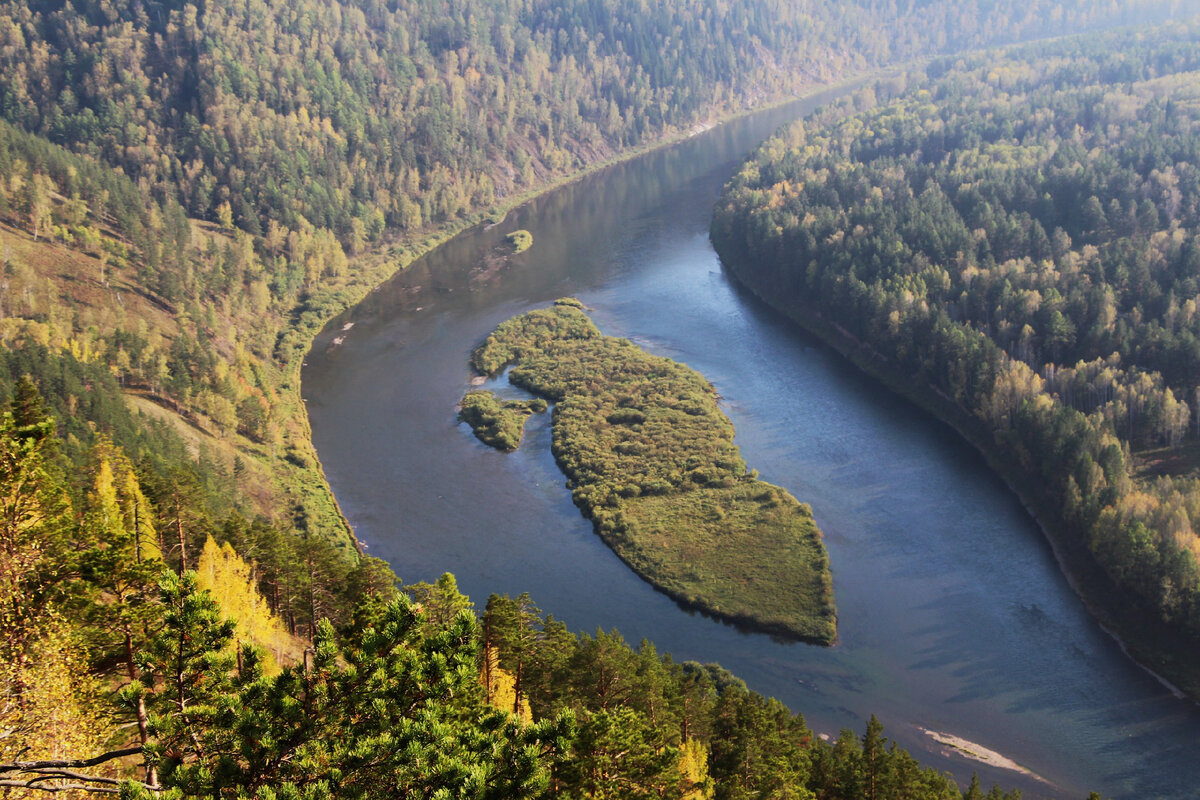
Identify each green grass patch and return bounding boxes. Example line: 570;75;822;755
459;390;547;451
465;301;836;642
506;229;533;253
618;484;833;641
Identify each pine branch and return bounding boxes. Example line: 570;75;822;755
0;745;142;770
0;746;161;795
0;780;121;794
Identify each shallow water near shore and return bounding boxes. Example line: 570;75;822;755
304;88;1200;798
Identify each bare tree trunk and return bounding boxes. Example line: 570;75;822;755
132;501;141;564
483;617;493;703
123;627;157;785
176;512;187;572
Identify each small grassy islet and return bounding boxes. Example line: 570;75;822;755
505;229;533;253
462;298;836;643
458;390;548;451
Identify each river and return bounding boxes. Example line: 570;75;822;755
302;87;1200;798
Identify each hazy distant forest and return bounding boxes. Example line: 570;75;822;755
0;0;1196;796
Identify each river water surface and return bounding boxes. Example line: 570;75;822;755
303;88;1200;797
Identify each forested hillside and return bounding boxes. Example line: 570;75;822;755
0;0;1185;538
712;20;1200;694
1;0;1196;795
0;0;1175;245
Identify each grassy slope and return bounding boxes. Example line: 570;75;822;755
466;302;836;643
0;216;354;541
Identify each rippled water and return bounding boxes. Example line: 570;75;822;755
303;88;1200;798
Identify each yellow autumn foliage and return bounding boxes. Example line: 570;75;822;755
120;467;161;564
195;536;303;673
479;643;532;724
0;617;112;799
677;737;714;800
88;452;162;564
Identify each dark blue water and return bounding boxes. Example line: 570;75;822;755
303;89;1200;798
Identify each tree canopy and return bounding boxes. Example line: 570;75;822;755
713;20;1200;692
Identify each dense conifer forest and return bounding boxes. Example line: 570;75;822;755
1;0;1197;795
712;21;1200;695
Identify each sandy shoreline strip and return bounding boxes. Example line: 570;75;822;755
919;728;1052;785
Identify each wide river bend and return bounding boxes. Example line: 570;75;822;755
303;88;1200;798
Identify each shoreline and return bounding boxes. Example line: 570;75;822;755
466;301;837;644
285;69;892;549
918;728;1052;785
718;256;1200;704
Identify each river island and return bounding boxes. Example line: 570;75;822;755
461;298;836;643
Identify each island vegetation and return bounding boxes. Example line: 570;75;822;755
712;21;1200;694
459;389;547;451
466;300;836;642
506;229;534;253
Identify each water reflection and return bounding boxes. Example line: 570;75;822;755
304;87;1200;798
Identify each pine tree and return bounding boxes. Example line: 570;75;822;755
861;715;886;800
485;592;543;717
78;445;168;773
129;570;237;792
563;706;683;800
408;571;474;631
123;578;574;799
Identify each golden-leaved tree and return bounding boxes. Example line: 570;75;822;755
0;386;113;793
195;535;303;672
